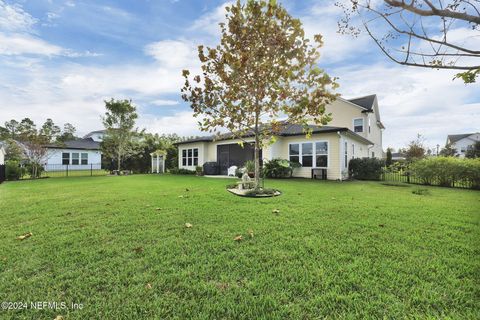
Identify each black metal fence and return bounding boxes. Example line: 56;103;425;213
17;163;106;180
0;165;5;183
381;169;476;189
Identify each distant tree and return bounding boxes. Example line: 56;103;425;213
1;120;19;139
182;0;338;188
405;134;426;161
337;0;480;83
101;99;141;171
465;141;480;158
57;123;78;142
439;143;457;157
4;139;24;161
386;148;393;166
39;119;61;143
17;118;37;141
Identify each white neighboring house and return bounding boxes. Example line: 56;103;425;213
446;133;480;158
0;142;5;165
44;138;102;170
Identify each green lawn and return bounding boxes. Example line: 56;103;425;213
0;175;478;319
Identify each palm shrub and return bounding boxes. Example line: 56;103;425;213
263;159;300;178
348;158;385;180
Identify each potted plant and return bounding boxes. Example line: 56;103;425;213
244;160;255;178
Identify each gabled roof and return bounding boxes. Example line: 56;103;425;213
447;133;477;144
83;130;107;138
347;94;376;111
45;138;101;150
175;123;373;146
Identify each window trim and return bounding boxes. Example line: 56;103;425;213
81;153;88;165
62;152;70;165
181;147;199;167
353;118;364;133
288;140;329;169
71;152;79;165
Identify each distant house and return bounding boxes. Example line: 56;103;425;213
83;130;107;142
175;94;385;180
0;142;5;165
391;152;406;162
446;133;480;158
44;138;102;170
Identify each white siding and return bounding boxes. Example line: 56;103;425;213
452;134;480;158
45;149;102;170
0;147;5;165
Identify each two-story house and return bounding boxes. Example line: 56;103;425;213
175;94;385;180
446;133;480;158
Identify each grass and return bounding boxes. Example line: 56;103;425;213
0;175;479;319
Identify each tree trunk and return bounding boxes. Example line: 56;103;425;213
254;135;260;189
117;153;121;172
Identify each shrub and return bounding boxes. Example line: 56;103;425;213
244;160;255;173
412;188;431;196
263;158;300;178
410;157;480;189
169;168;196;175
5;160;24;181
195;166;203;176
348;158;385;180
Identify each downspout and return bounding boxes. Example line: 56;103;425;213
337;131;342;181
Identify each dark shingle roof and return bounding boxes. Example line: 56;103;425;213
175;123;373;145
447;133;475;143
45;138;101;150
348;94;376;111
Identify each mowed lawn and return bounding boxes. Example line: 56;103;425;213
0;175;478;319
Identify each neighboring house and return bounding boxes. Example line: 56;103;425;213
391;152;406;162
44;138;102;170
175;94;385;180
446;133;480;158
0;142;5;165
83;129;107;142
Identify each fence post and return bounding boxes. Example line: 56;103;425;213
66;165;69;177
406;172;410;184
91;164;93;176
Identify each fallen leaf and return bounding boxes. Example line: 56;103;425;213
234;235;243;242
272;209;280;214
155;207;162;211
185;223;193;228
16;232;33;240
54;316;64;320
146;283;152;289
133;246;144;253
178;195;184;198
247;229;254;238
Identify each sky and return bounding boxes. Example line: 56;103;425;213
0;0;478;150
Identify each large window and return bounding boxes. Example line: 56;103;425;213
289;142;328;168
72;153;79;165
81;153;88;165
353;118;364;133
62;153;70;165
182;148;198;167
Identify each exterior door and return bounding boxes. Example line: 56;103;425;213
218;145;230;175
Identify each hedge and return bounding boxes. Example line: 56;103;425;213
348;158;385;180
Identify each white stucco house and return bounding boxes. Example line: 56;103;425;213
0;142;5;165
44;138;102;170
175;94;385;180
446;133;480;158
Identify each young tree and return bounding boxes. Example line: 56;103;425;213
337;0;480;83
181;0;338;188
386;147;393;166
465;141;480;158
101;99;141;171
439;143;457;157
405;134;427;161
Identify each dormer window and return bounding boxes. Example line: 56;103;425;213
353;118;364;133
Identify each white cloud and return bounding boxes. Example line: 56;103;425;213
0;0;37;33
144;39;197;68
189;2;232;38
150;99;180;106
139;111;203;137
0;32;63;56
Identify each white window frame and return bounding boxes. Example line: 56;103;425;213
353;118;364;133
288;141;329;169
182;148;199;167
81;153;88;165
71;152;79;165
62;152;70;165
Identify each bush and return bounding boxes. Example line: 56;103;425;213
195;166;203;176
411;157;480;189
348;158;385;180
5;160;24;181
169;168;196;175
263;159;300;178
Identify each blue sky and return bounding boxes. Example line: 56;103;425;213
0;0;478;150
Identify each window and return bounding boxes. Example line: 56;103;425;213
368;118;371;133
353;118;364;133
315;142;328;168
344;142;348;168
62;153;70;165
289;144;300;164
301;143;313;167
371;151;375;158
182;148;199;167
72;153;79;165
81;153;88;165
289;142;328;168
